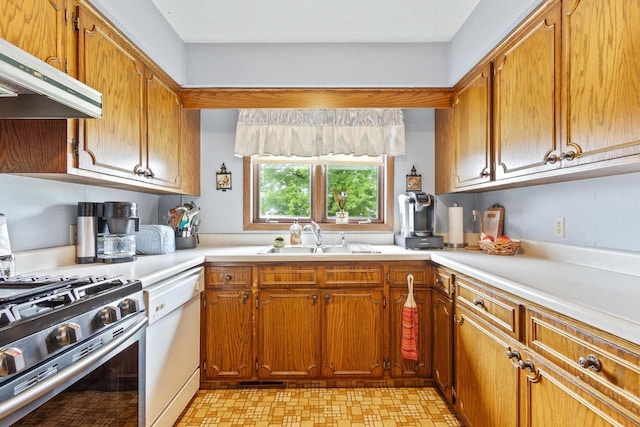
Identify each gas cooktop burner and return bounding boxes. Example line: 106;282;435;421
0;275;139;329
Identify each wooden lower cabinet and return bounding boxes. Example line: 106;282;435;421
455;305;521;426
431;290;453;404
257;289;321;379
389;288;431;378
322;289;385;378
520;352;638;426
201;289;253;380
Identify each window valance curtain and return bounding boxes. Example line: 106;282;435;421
234;109;406;157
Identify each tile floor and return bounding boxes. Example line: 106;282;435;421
175;387;464;426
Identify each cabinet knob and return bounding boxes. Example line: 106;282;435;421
435;278;443;286
134;165;146;176
578;354;602;372
144;168;154;178
480;168;490;178
560;150;577;161
543;153;559;164
324;294;330;302
311;294;318;305
242;293;249;304
518;359;535;372
224;274;233;281
473;298;485;308
505;349;521;361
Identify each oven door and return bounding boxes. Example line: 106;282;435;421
0;312;146;426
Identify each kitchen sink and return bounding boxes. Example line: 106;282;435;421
258;245;353;255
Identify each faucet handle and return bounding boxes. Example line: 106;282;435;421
340;232;346;246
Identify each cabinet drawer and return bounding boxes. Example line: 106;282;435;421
527;308;640;418
389;264;429;288
258;266;317;287
206;266;251;288
455;275;521;339
321;265;383;287
433;266;454;296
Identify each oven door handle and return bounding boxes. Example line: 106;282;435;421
0;315;147;420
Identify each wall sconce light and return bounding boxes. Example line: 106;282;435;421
216;163;232;191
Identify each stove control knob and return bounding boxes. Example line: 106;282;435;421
99;306;122;325
119;298;139;316
0;347;25;377
55;323;83;347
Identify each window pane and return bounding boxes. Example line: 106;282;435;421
326;164;379;218
258;163;311;218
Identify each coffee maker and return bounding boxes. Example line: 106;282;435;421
394;192;444;249
76;201;139;263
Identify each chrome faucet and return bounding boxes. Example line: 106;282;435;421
303;221;322;246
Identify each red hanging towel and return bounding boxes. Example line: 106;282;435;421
401;274;419;361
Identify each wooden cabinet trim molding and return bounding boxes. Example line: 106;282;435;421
180;87;455;110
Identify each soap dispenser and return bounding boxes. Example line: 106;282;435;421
290;218;302;246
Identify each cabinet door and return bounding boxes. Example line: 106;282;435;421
257;290;321;379
180;109;201;196
455;306;520;427
432;291;453;404
76;7;144;180
494;2;562;180
0;0;66;71
435;108;455;195
389;289;431;378
145;71;181;189
322;289;384;378
454;62;492;188
562;0;640;166
202;290;253;379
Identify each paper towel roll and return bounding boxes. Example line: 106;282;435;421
448;206;464;245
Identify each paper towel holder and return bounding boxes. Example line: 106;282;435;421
445;202;467;248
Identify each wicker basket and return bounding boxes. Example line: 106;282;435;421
478;240;521;256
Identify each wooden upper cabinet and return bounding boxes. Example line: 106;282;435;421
76;6;144;180
493;1;562;181
453;62;492;189
145;70;181;189
180;109;201;196
435;108;455;195
0;0;66;71
561;0;640;166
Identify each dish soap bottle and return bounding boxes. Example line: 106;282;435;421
290;218;302;246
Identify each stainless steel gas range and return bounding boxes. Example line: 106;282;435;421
0;274;146;426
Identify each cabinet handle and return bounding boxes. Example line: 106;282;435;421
543;152;559;164
578;354;602;372
224;274;233;281
311;294;318;305
518;359;535;372
134;165;146;176
505;349;521;361
480;168;490;178
473;298;485;308
241;293;249;304
144;168;154;178
560;150;577;161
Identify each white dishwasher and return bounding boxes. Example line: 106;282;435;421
144;266;203;427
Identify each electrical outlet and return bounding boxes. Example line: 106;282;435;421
554;217;565;238
70;224;77;245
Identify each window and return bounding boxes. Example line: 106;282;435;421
243;155;393;231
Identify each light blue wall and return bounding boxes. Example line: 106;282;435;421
448;0;542;84
0;175;160;252
185;43;449;87
89;0;186;84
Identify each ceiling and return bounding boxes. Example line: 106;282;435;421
149;0;481;44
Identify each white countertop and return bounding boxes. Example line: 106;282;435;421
15;241;640;347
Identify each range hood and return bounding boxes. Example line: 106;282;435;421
0;38;102;119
